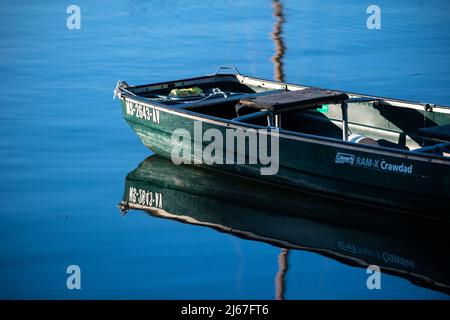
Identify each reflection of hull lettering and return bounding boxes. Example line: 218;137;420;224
338;240;415;270
128;187;163;209
382;252;415;269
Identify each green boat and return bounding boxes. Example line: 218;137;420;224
114;67;450;220
119;156;450;295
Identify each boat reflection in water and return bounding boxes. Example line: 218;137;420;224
119;155;450;295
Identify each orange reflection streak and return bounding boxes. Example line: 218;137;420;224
271;0;286;82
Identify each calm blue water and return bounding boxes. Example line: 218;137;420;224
0;0;449;299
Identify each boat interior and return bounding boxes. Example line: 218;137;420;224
126;74;450;157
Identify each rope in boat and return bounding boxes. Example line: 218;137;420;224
113;80;135;99
165;88;246;104
114;81;241;104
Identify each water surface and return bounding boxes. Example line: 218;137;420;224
0;0;449;299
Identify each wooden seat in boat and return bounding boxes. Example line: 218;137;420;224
238;88;349;114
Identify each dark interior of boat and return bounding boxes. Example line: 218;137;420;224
130;78;450;157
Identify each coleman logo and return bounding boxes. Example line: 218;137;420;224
335;152;355;165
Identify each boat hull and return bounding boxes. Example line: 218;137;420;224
120;98;450;220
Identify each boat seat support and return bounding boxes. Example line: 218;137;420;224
267;111;275;127
342;100;349;141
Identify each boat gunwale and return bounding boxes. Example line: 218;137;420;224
124;73;450;112
117;76;450;165
237;74;450;112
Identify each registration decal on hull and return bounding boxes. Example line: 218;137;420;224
335;152;414;175
125;100;160;124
